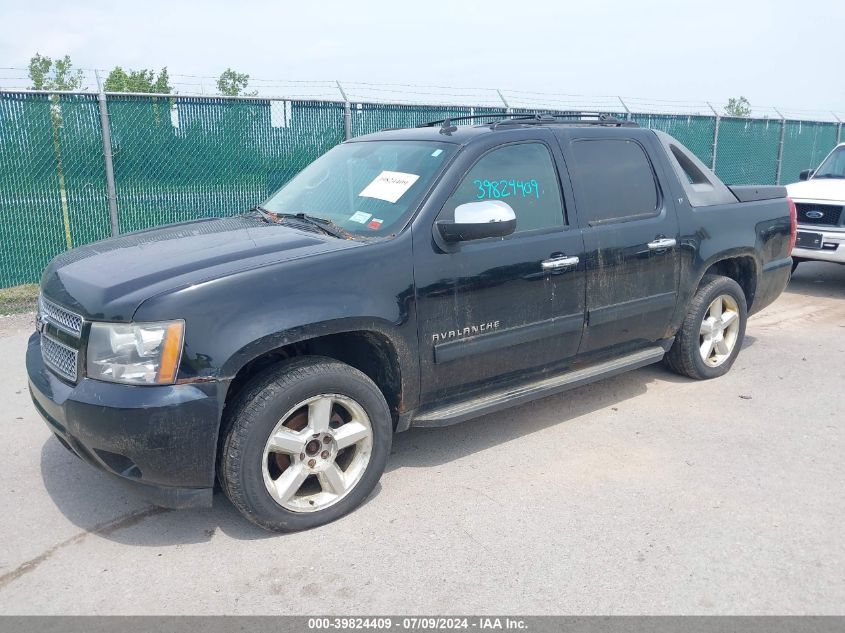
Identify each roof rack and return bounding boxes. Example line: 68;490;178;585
414;112;638;133
415;113;513;133
492;113;638;129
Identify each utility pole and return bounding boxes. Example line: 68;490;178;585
707;102;720;172
774;108;787;185
496;89;511;114
95;69;120;236
337;81;352;140
618;96;631;120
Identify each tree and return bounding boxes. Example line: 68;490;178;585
26;53;85;251
28;53;85;91
217;68;254;96
724;96;751;118
152;68;171;93
104;66;171;93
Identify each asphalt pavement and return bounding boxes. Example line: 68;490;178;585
1;261;843;615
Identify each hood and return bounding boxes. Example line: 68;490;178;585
41;215;361;321
785;178;845;202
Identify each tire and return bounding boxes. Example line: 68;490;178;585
665;274;748;380
218;356;392;532
791;258;801;274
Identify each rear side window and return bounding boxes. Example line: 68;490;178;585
443;142;564;233
670;145;709;185
570;139;659;225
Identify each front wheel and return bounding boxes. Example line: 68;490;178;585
665;275;748;380
219;356;392;532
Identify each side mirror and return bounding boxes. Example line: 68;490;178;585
436;200;517;243
799;169;814;181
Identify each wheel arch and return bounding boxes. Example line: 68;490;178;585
219;319;414;430
668;249;760;339
698;253;759;310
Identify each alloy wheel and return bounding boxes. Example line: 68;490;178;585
261;394;373;512
699;294;741;367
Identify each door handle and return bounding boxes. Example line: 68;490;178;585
541;256;580;271
647;238;677;251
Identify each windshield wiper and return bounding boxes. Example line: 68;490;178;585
251;205;279;223
276;211;353;239
294;214;352;239
250;207;351;239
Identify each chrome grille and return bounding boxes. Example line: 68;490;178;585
40;296;83;336
41;334;79;382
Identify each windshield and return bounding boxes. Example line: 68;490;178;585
262;140;455;236
813;146;845;179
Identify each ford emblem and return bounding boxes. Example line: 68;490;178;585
805;210;824;219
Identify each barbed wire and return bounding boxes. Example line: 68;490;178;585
0;66;842;121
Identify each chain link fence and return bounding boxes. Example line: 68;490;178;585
1;89;843;287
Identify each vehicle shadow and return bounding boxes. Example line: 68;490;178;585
387;362;668;471
39;438;273;544
40;438;393;545
787;261;845;299
40;362;675;545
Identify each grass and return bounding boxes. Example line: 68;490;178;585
0;284;39;314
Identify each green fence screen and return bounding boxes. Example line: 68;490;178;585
781;120;839;185
0;90;842;287
0;92;111;286
108;96;346;233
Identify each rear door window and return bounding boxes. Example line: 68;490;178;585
569;139;659;226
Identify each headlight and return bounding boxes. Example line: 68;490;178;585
87;320;185;385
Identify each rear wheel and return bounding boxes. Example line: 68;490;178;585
665;275;747;380
219;356;392;532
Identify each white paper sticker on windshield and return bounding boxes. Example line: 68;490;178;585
349;211;372;224
359;171;420;204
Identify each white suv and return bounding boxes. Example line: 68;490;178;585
785;142;845;271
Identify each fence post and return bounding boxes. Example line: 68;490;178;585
707;102;720;172
618;96;631;120
774;108;786;185
496;89;511;114
95;70;120;236
336;81;352;140
834;113;842;144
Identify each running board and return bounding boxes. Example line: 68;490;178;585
411;346;665;428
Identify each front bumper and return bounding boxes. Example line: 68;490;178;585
793;225;845;264
26;332;222;509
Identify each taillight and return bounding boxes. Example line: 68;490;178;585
787;196;797;254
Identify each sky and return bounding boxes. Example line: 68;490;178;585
1;0;843;118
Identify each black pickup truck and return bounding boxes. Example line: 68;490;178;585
27;114;796;532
